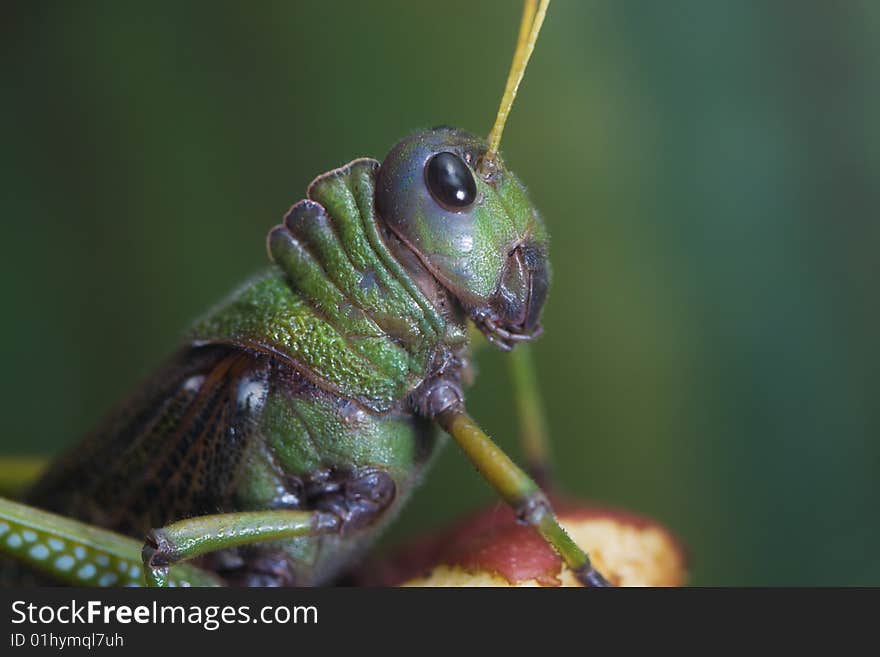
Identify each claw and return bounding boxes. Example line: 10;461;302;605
472;311;540;351
575;564;613;587
483;330;513;352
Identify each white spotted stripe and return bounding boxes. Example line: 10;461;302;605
100;572;119;586
54;555;75;571
77;564;97;580
28;544;50;560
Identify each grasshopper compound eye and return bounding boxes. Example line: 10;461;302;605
425;152;476;210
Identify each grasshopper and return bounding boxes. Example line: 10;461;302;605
0;0;608;587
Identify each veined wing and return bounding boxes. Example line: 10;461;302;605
27;345;271;537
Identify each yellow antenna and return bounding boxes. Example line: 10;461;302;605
484;0;550;166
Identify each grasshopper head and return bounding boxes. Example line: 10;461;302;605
375;126;549;349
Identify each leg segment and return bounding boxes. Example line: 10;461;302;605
142;509;340;586
0;496;222;587
507;345;553;487
436;408;610;587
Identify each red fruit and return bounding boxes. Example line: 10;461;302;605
359;498;687;587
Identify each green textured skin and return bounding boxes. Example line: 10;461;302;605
0;129;549;586
193;159;467;413
183;159;463;583
423;166;548;307
231;388;443;584
1;158;465;585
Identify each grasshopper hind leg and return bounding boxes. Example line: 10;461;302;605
0;496;223;586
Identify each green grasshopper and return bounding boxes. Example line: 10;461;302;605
0;0;608;588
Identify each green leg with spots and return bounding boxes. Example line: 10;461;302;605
142;509;340;586
0;497;223;587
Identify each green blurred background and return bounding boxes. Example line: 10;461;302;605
2;1;878;585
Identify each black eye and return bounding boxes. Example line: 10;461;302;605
425;152;477;210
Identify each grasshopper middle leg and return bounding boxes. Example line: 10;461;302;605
142;509;342;587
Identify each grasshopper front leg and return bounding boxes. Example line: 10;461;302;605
429;385;609;587
470;330;555;488
508;344;554;488
0;496;222;586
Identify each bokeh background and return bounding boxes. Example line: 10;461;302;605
2;1;878;585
